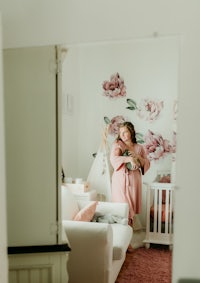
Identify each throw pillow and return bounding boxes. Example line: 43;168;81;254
159;175;171;183
73;201;98;222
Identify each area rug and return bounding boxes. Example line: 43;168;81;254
115;245;172;283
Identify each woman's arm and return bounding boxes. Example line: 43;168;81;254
110;141;134;171
128;145;150;174
137;146;150;175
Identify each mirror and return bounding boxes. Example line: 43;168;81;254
61;36;178;280
61;36;178;187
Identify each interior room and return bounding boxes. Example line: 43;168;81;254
62;36;178;226
1;1;200;283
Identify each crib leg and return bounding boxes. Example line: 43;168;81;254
169;244;173;251
145;243;150;249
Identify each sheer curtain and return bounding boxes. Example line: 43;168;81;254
87;127;113;201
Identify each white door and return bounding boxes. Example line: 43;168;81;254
4;45;62;246
0;15;8;283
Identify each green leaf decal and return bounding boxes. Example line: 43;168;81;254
136;132;144;144
104;116;111;124
126;99;137;110
137;139;144;144
92;153;97;158
126;106;136;110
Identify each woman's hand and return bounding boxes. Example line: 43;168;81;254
123;150;143;170
135;154;144;168
128;156;140;170
131;151;145;167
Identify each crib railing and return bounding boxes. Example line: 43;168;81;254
143;182;175;249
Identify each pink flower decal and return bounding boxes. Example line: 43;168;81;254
102;73;126;99
171;131;176;154
104;115;126;136
136;98;164;122
143;130;172;161
173;100;178;120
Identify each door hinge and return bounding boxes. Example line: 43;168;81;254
49;59;61;74
55;59;62;74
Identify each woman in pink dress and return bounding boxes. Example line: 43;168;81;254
110;122;150;226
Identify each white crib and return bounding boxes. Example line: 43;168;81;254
143;180;175;250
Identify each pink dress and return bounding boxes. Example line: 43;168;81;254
110;140;150;220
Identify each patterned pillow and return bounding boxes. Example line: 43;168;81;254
73;201;98;221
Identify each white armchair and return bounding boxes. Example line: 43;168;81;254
61;186;133;283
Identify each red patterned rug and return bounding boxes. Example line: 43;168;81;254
115;245;172;283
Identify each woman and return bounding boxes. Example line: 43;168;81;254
110;122;150;226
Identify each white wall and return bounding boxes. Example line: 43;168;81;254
0;0;69;48
1;0;200;282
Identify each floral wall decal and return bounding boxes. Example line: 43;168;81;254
126;98;137;110
171;131;176;154
173;100;178;120
136;98;164;122
103;96;174;163
171;131;177;163
126;98;164;122
102;72;126;98
143;130;172;161
135;132;144;144
104;115;144;144
62;38;178;187
104;115;126;135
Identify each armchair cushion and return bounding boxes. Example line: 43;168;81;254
92;213;127;224
95;201;129;225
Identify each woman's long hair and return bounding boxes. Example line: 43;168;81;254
117;122;137;143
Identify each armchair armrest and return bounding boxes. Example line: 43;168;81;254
63;220;113;248
62;220;113;283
